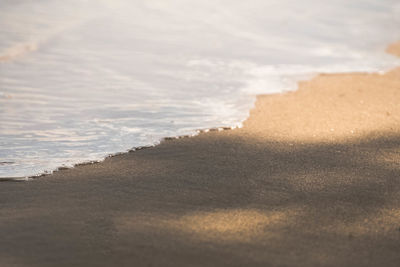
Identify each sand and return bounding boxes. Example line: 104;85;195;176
1;43;400;267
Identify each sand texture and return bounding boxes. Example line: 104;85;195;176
1;44;400;266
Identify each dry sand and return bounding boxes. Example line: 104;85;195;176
1;43;400;267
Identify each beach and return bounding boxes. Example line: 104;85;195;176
0;43;400;266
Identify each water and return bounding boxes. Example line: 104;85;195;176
1;0;399;178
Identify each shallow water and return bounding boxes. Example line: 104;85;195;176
1;0;399;178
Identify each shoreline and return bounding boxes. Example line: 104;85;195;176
0;126;236;182
0;43;400;266
2;45;400;181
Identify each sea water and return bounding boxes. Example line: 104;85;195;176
1;0;399;178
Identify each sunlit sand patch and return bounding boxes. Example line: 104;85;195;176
239;70;400;143
116;209;297;243
168;209;286;242
236;43;400;143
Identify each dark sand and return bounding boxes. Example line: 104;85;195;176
1;44;400;267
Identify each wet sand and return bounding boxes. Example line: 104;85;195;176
1;44;400;266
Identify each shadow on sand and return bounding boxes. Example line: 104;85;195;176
1;130;400;266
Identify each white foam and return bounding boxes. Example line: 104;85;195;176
0;0;399;178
